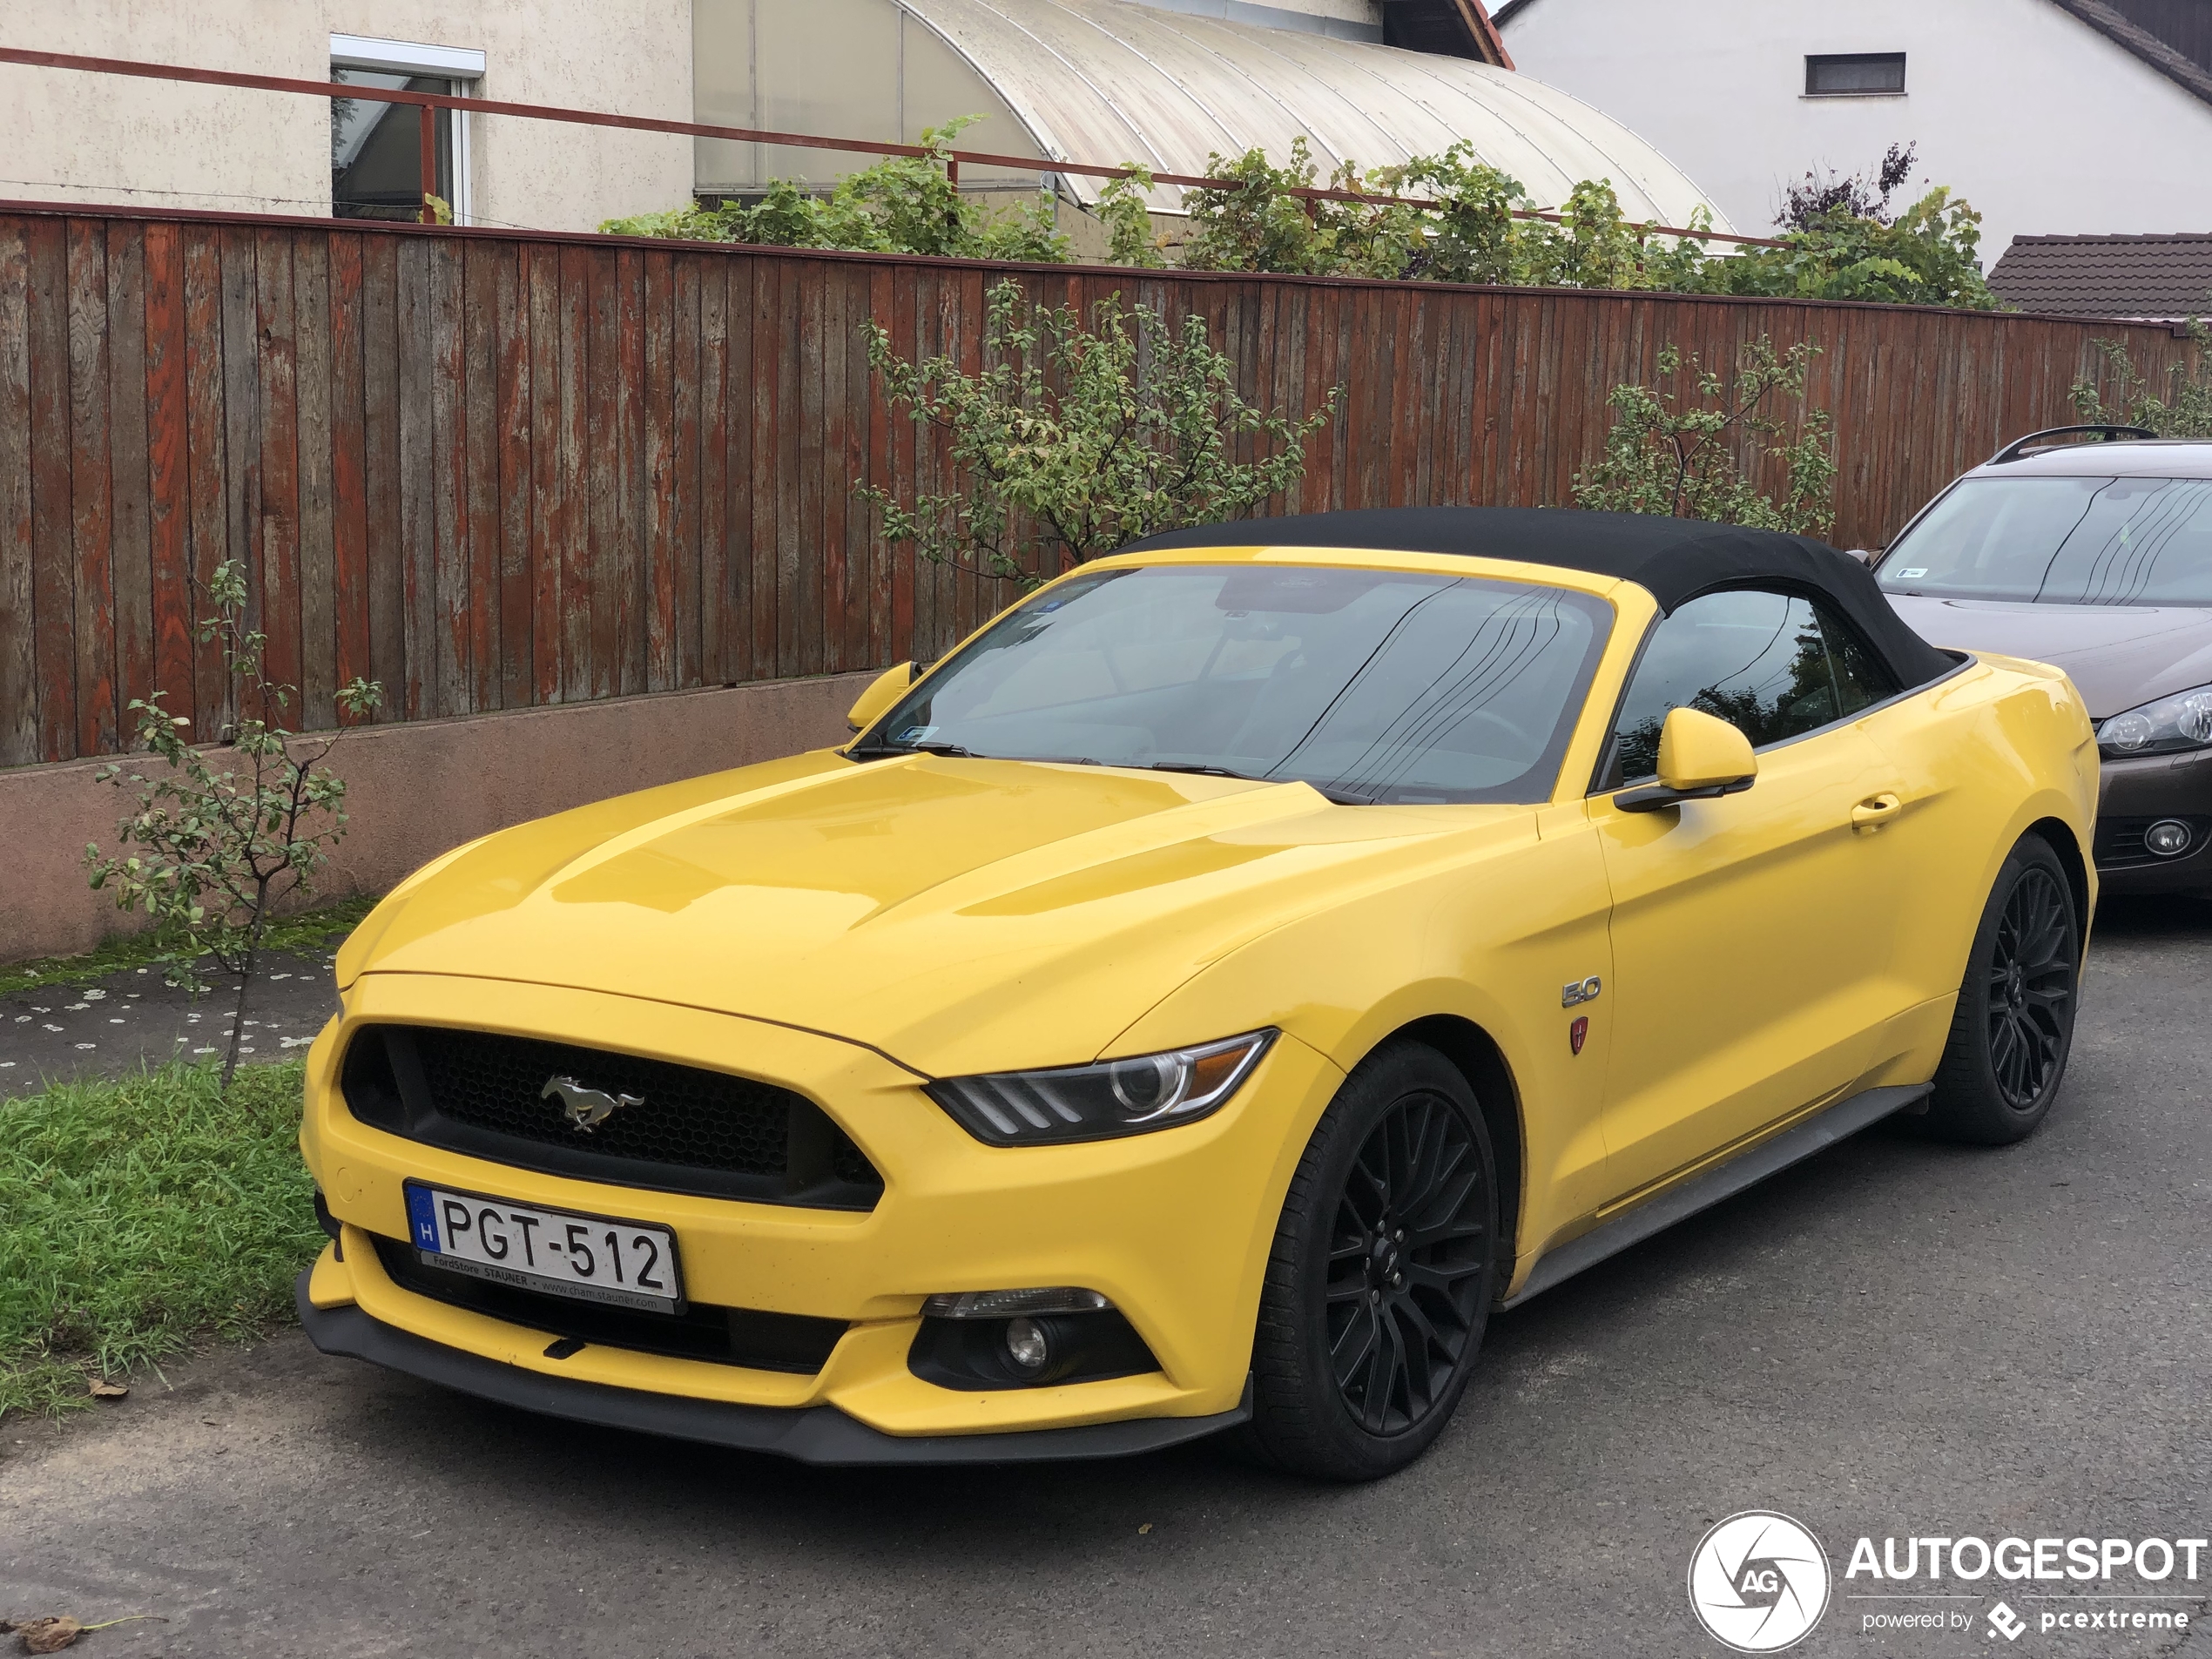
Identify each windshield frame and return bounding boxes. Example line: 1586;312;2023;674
850;552;1621;806
1874;469;2212;608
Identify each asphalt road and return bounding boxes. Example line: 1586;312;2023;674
3;899;2208;1659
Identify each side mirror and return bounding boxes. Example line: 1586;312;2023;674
846;661;918;736
1616;707;1757;813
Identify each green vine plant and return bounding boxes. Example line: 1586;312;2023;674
607;126;2000;310
85;562;383;1090
1574;338;1839;537
856;278;1341;586
604;117;1068;263
2070;317;2212;438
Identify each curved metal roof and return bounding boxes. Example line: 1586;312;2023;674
900;0;1733;229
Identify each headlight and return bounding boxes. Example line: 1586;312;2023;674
2099;685;2212;758
927;1030;1275;1146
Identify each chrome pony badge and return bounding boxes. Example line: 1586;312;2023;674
542;1075;643;1133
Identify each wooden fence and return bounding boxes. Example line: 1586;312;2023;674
0;202;2198;769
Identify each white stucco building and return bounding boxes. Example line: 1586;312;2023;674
1493;0;2212;262
2;2;695;235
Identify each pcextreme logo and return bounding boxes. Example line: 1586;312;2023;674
1688;1512;1832;1653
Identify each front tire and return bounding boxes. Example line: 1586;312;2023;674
1919;833;2080;1144
1240;1041;1500;1481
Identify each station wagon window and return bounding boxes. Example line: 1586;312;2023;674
1608;588;1896;785
859;564;1615;805
1877;475;2212;605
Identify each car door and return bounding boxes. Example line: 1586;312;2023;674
1589;587;1913;1204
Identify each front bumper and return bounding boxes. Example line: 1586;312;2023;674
300;972;1339;1445
2095;749;2212;897
298;1273;1252;1463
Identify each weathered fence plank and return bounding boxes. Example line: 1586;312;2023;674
0;204;2201;765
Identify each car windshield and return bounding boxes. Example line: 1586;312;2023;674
1878;475;2212;605
854;563;1612;805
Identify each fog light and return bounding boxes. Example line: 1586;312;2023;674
2146;819;2194;857
1004;1317;1050;1374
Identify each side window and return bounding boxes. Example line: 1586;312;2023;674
1608;589;1897;784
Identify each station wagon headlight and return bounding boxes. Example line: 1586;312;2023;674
2099;685;2212;758
927;1031;1275;1146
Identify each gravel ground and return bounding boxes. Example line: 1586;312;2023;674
0;953;340;1094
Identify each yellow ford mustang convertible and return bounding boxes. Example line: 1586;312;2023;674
300;507;2098;1480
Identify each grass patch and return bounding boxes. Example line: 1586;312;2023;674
0;893;380;996
0;1058;320;1420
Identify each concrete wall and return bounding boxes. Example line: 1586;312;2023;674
0;670;877;966
1;1;693;234
1496;0;2212;260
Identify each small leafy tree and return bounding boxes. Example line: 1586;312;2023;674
86;562;382;1089
857;278;1340;584
2070;318;2212;438
1574;338;1838;537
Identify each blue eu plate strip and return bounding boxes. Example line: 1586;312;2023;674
404;1184;442;1251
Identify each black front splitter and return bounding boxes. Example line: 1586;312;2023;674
295;1273;1250;1466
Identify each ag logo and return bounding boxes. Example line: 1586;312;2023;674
1688;1511;1831;1652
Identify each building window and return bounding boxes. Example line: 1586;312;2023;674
330;34;486;223
1804;52;1906;97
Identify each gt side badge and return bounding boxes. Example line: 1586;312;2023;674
1569;1015;1589;1055
1561;975;1602;1008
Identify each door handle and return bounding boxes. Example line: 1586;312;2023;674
1851;792;1904;833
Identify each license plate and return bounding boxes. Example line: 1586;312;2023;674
402;1183;685;1313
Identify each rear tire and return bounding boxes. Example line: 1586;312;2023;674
1919;833;2080;1145
1237;1041;1500;1481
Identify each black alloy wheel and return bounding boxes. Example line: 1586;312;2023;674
1919;833;2081;1144
1239;1041;1500;1481
1325;1092;1491;1436
1985;865;2074;1109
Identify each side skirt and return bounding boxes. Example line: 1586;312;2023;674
1500;1082;1932;1310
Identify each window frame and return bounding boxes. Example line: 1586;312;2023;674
1586;582;1910;795
330;33;486;226
1804;51;1907;98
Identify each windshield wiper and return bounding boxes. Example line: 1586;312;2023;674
848;739;978;761
1147;761;1251;779
1147;761;1371;805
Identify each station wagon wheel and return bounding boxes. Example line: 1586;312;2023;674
1920;833;2081;1145
1239;1041;1500;1481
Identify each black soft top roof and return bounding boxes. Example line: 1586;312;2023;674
1126;506;1955;689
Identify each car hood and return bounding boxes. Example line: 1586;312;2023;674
340;750;1527;1077
1885;596;2212;718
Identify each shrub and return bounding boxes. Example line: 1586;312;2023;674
603;118;1070;263
856;278;1339;584
1575;338;1838;537
1723;188;2003;309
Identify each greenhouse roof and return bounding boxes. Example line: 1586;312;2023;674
900;0;1733;226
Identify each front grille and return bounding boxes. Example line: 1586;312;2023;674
2095;814;2210;869
341;1024;882;1210
372;1236;846;1373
